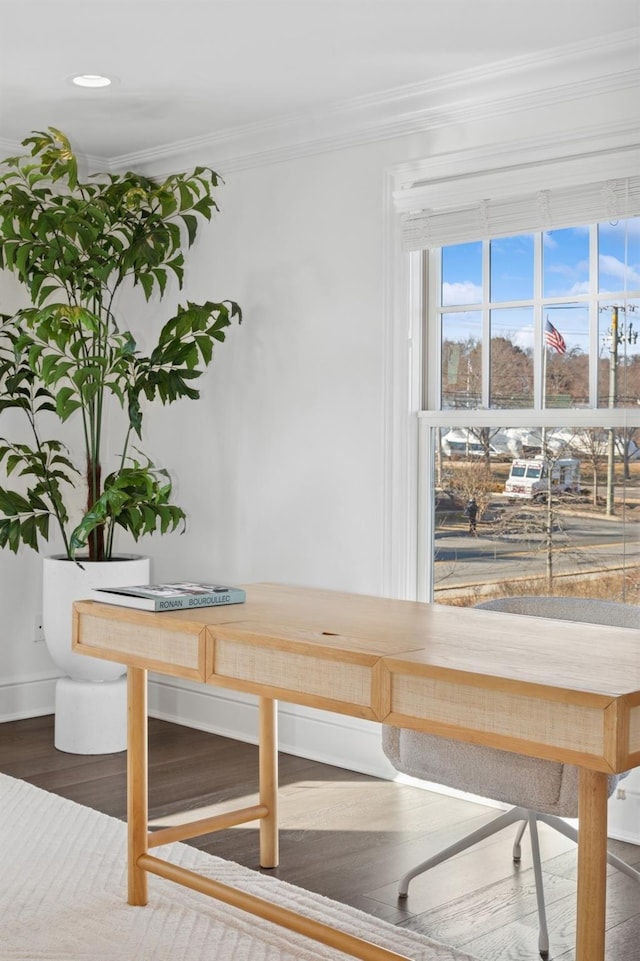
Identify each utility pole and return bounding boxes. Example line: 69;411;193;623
603;304;638;515
606;306;618;515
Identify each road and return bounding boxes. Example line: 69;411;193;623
434;504;640;597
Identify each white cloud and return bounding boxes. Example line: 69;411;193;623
442;281;482;306
568;281;590;295
599;254;640;287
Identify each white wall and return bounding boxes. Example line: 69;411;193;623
143;146;390;595
1;39;638;793
135;140;405;778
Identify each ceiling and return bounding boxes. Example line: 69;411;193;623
1;0;638;163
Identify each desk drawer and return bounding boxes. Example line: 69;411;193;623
73;602;208;681
207;623;383;720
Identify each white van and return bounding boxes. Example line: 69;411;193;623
504;457;581;500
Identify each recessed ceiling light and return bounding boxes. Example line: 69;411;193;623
72;74;112;88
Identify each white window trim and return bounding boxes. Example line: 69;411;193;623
382;125;640;603
382;165;424;600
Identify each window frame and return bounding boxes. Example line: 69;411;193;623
383;135;640;603
419;224;640;602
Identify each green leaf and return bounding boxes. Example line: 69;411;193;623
181;213;198;246
138;271;154;301
178;182;194;211
153;267;167;297
55;386;81;421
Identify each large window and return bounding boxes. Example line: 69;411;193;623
437;222;639;411
419;216;640;608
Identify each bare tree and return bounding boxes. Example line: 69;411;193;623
490;336;533;407
572;429;607;506
615;427;640;481
449;460;494;529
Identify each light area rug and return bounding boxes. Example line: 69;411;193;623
0;773;479;961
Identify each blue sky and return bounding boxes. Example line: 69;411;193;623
441;218;640;356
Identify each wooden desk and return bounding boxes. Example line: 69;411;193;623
73;583;640;961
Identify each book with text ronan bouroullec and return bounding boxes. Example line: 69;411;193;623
92;581;246;612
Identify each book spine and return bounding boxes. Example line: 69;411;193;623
153;589;246;612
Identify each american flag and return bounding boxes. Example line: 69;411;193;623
544;318;566;355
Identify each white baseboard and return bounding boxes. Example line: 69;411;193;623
0;671;59;723
147;674;397;780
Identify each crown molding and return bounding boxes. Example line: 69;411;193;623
0;29;637;175
112;29;639;174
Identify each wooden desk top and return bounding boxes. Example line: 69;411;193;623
73;582;640;774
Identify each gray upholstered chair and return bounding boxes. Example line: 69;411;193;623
382;596;640;959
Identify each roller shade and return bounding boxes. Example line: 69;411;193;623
400;168;640;251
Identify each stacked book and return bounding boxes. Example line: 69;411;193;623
92;581;246;612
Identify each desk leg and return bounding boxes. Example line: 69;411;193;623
127;666;149;906
259;696;279;868
576;768;608;961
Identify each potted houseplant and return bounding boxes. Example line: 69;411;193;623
0;128;242;752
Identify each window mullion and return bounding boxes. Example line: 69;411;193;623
589;225;599;406
482;239;491;407
425;249;442;410
533;232;543;408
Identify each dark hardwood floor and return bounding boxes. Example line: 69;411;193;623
2;715;639;960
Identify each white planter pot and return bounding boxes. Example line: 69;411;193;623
42;554;150;754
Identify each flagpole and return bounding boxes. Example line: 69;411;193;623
543;322;548;408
